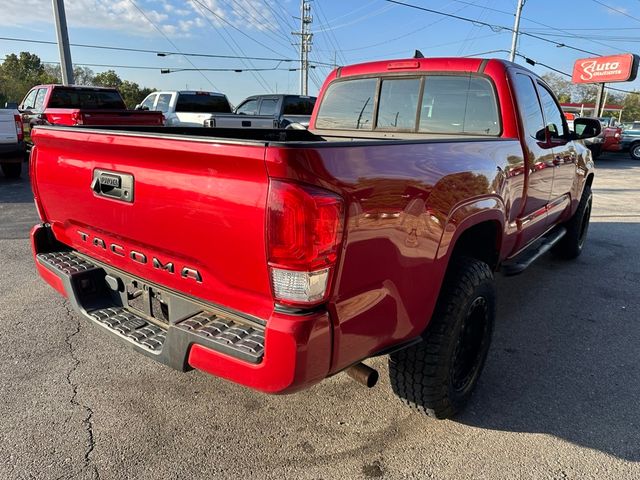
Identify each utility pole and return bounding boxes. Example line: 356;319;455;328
292;0;313;95
509;0;525;62
52;0;74;85
593;83;606;117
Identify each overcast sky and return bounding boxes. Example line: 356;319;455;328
1;0;640;104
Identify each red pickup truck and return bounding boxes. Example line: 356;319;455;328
20;85;164;137
29;58;599;419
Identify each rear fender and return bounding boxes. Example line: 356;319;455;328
436;196;507;265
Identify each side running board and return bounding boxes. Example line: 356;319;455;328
501;227;567;276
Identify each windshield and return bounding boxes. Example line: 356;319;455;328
48;87;126;109
176;94;232;113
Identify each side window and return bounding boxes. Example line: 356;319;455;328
140;94;157;110
419;76;499;135
236;99;259;115
33;88;48;112
512;74;545;141
315;78;377;130
21;89;38;109
537;84;567;140
258;99;278;116
155;94;172;113
376;78;420;130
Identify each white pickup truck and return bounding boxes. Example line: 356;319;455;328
205;94;316;129
0;107;26;178
136;90;233;127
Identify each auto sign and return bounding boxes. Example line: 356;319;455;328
572;54;639;84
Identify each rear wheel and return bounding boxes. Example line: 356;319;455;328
630;142;640;160
1;162;21;179
554;185;592;259
389;257;495;419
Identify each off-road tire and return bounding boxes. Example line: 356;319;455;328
389;257;495;419
553;185;592;260
1;162;21;179
630;142;640;160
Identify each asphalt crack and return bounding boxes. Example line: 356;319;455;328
62;304;99;480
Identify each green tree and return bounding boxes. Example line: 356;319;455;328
0;52;58;103
541;72;573;103
93;70;123;88
42;64;95;85
621;92;640;122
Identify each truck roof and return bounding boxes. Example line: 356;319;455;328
153;90;227;97
335;57;517;78
34;84;120;91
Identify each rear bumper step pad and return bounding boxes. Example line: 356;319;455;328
36;250;265;369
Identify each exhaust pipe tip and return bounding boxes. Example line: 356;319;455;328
345;362;379;388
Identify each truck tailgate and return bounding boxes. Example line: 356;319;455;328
31;126;273;320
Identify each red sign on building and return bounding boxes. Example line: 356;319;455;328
572;54;639;84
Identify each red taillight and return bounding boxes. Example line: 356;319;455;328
267;180;344;305
14;114;23;142
71;111;83;125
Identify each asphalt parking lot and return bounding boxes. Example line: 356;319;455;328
1;153;639;480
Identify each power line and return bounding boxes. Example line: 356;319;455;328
0;36;335;67
190;0;272;93
127;0;218;90
590;0;640;24
383;0;603;56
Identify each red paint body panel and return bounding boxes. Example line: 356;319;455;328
30;57;593;393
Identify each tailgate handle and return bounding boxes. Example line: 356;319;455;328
91;170;134;203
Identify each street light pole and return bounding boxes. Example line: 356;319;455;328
509;0;525;63
52;0;74;85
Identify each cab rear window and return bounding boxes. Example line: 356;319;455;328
176;94;232;113
315;74;500;135
48;87;126;109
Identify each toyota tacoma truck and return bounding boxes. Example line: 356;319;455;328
29;58;599;419
20;85;164;139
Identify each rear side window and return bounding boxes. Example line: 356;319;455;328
315;78;377;130
259;99;278;116
419;76;499;135
155;93;172;113
512;74;545;140
33;88;48;112
377;78;420;130
283;96;316;115
48;88;126;109
175;94;232;113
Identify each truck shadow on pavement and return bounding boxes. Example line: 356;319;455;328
0;172;34;203
458;220;640;461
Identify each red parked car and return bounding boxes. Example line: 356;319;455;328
29;57;599;419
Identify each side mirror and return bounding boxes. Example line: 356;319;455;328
573;118;602;140
134;104;141;110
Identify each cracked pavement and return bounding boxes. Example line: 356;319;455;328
1;154;639;479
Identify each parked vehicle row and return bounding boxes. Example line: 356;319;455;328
135;91;317;129
29;56;600;419
0;106;25;178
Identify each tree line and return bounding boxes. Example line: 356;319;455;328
0;52;155;108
